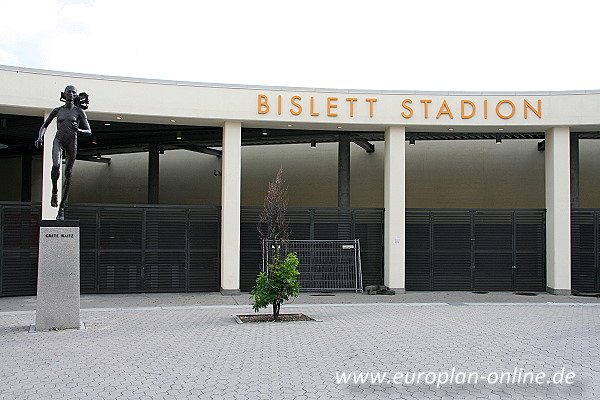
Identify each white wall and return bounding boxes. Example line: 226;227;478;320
241;139;546;209
69;150;222;205
579;139;600;208
4;138;600;209
241;142;383;207
406;139;545;208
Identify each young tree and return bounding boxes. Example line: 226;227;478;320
251;168;300;321
250;252;300;321
257;166;289;245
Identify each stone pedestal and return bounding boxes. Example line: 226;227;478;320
36;220;80;331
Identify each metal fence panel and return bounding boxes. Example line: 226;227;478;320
264;239;363;292
240;207;383;292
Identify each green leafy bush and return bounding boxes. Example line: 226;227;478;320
250;252;300;321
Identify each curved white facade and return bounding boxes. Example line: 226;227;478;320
2;65;600;130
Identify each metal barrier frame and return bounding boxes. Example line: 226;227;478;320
263;239;364;293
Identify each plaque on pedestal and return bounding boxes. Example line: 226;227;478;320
35;220;80;331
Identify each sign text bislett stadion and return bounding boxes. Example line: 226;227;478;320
257;94;543;120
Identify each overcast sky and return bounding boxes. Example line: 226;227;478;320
1;0;599;91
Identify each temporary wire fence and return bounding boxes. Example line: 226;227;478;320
263;239;363;292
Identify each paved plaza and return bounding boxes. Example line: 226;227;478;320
1;293;599;399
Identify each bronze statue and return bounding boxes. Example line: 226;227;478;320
35;85;91;220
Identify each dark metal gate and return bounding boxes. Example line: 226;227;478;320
2;203;554;296
65;204;221;293
0;202;220;296
240;207;384;292
0;202;41;296
572;210;600;292
406;209;546;291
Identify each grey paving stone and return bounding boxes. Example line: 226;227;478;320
1;302;599;399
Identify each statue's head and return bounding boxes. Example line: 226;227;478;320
60;85;78;102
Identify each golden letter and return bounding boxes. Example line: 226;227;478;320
366;98;377;118
436;100;454;119
346;98;357;117
461;100;476;119
327;97;338;117
278;95;282;115
484;99;488;119
401;99;413;118
420;99;432;118
290;96;302;115
496;100;515;119
258;94;269;114
310;97;319;116
524;100;542;119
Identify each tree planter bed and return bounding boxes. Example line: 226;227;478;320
234;313;319;323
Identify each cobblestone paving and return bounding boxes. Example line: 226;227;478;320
1;303;598;399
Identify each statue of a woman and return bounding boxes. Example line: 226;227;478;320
35;85;91;220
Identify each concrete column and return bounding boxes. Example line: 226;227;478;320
338;134;350;208
570;132;580;209
148;143;160;204
384;126;405;292
220;121;242;295
545;127;571;295
41;112;61;220
21;149;32;202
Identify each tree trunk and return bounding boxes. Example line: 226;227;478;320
273;302;280;321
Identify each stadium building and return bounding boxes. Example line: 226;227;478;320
1;65;600;296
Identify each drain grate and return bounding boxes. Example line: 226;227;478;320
514;292;538;296
472;291;489;294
